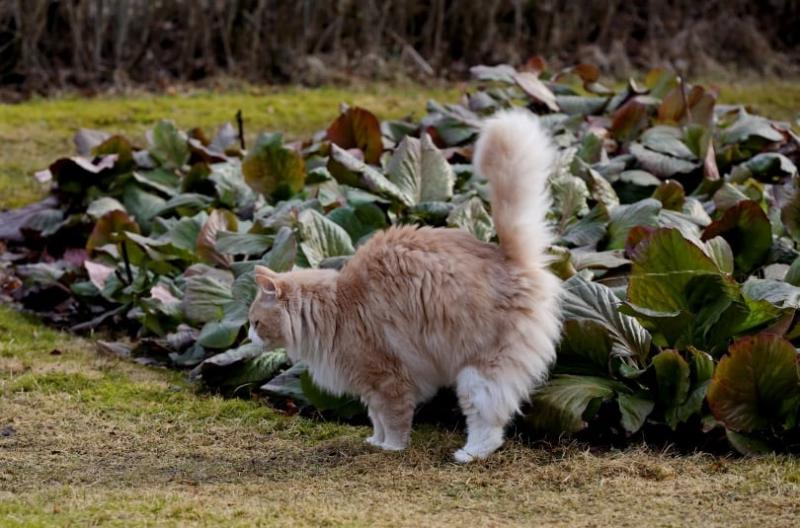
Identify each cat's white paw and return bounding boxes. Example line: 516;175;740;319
378;440;406;451
453;449;476;463
365;435;383;447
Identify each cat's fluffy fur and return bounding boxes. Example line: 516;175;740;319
249;109;562;462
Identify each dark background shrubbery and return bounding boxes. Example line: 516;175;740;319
1;0;799;95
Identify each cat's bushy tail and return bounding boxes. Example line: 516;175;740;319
473;109;556;271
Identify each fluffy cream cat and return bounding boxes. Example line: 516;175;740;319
248;109;562;462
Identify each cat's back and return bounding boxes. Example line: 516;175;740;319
345;225;503;277
339;225;518;310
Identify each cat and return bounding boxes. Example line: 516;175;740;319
248;109;562;462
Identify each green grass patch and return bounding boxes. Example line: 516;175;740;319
0;84;460;209
714;80;800;121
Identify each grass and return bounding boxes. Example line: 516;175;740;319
714;79;800;122
2;305;799;527
0;83;461;210
1;81;800;526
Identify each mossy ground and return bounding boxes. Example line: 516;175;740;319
1;82;800;527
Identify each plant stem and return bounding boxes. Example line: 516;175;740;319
236;109;245;150
120;241;133;284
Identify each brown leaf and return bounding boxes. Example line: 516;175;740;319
611;98;649;142
326;107;383;165
657;86;685;124
520;55;547;75
86;210;140;253
573;63;600;83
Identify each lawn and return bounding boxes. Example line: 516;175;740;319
2;81;800;527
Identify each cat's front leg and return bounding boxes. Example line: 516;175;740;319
365;406;385;447
363;391;414;451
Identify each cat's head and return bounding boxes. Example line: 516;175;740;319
248;265;338;351
248;266;291;350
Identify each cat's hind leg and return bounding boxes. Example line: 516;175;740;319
453;366;520;463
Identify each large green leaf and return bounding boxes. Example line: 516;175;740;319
628;228;722;313
215;232;274;257
629;142;699;178
742;278;800;309
640;126;697;160
617;392;656;434
446;197;494;242
733;153;797;182
196;344;288;393
242;133;306;200
300;371;365;418
708;334;800;433
122;184;166;231
298;209;355;267
327;202;387;244
721;113;784;145
197;320;242;349
386;134;455;205
606;198;661;250
221;271;259;326
209;161;256;208
701;201;771;274
263;226;298;272
147;120;190;169
328;145;411;206
652;350;695;429
528;375;625;433
623;228;765;351
562;276;652;365
181;268;234;324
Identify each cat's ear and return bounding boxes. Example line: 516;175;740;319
254;265;282;301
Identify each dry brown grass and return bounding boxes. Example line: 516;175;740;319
2;307;800;527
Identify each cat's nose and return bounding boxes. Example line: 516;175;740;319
248;325;264;346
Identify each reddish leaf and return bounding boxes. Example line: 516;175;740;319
611;98;649;142
87;210;140;253
326;107;383;165
652;180;685;211
573;63;600;83
657;86;686;124
708;334;800;433
625;225;657;259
